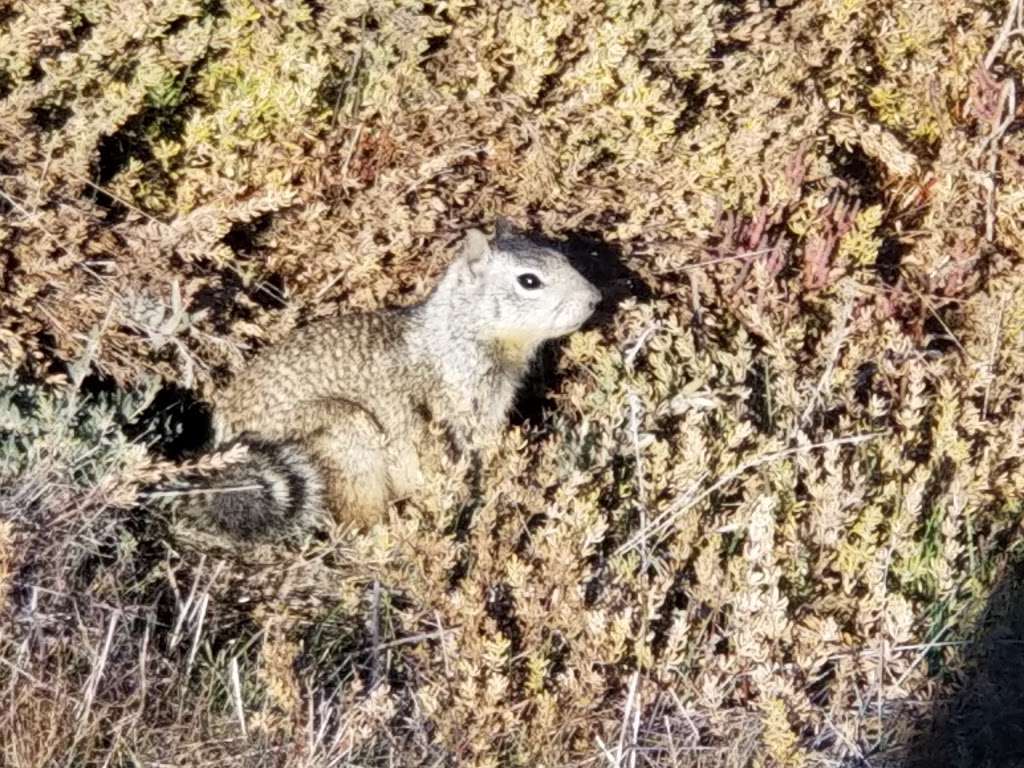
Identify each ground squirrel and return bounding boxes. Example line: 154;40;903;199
167;220;601;540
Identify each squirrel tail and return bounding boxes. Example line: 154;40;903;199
149;436;326;542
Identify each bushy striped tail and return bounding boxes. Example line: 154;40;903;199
148;437;326;542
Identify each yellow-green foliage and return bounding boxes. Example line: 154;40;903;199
3;0;1024;765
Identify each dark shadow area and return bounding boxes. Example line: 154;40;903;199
509;227;652;428
190;263;289;337
901;557;1024;768
122;381;214;460
560;227;654;321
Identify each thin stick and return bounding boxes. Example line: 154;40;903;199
140;483;265;499
983;0;1023;70
137;615;152;716
978;0;1022;240
78;609;121;727
801;295;853;427
170;555;205;650
365;627;453;653
893;602;970;691
229;656;248;739
628;392;649;570
616;432;884;557
874;545;893;752
983;296;1006;418
369;578;382;689
616;672;640;766
65;171;166;226
674;247;779;272
186;592;210;677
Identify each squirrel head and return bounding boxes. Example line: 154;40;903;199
445;220;601;355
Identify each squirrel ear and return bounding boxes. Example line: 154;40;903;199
460;228;491;275
494;216;519;241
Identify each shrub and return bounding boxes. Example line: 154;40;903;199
3;0;1024;765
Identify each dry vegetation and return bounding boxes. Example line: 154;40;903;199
3;0;1024;765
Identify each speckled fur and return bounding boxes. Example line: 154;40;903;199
204;220;600;535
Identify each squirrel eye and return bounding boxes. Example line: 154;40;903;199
517;273;543;290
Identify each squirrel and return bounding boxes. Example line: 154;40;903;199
160;219;601;542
